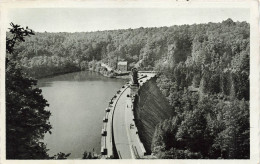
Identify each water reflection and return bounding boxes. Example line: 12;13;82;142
38;71;126;88
38;71;127;158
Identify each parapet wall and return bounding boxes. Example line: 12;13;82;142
101;84;129;159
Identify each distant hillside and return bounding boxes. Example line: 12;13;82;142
11;19;249;81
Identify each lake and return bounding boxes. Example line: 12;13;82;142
38;71;127;159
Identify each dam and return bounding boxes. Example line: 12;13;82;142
100;70;170;159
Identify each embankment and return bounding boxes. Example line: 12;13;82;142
134;77;172;154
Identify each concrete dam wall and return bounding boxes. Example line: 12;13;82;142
134;77;172;154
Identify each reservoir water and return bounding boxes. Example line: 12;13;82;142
38;71;127;159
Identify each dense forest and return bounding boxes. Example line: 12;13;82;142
152;19;249;159
9;18;249;159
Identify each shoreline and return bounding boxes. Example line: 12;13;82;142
34;69;130;81
35;70;81;80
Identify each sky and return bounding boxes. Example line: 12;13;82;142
7;8;250;32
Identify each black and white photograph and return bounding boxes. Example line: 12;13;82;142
0;0;259;162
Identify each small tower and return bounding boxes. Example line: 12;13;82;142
131;68;138;85
130;68;139;97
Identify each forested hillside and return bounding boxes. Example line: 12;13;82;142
12;19;249;80
12;18;249;159
152;19;249;159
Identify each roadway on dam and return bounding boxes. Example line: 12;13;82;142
112;72;156;159
113;87;133;159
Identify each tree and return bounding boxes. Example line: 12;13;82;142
210;100;249;159
82;150;98;159
51;152;71;159
6;23;34;55
6;23;52;159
